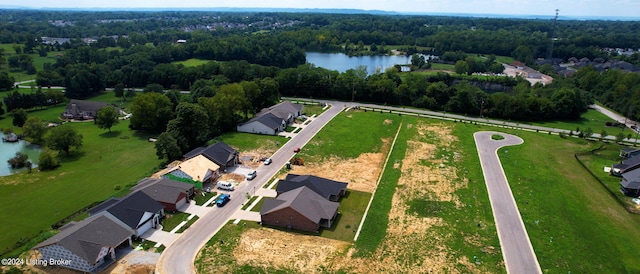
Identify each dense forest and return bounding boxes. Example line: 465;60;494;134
1;9;639;154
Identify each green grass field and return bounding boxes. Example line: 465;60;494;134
296;111;401;161
485;129;640;273
0;92;162;254
210;131;287;152
524;108;621;137
172;58;214;67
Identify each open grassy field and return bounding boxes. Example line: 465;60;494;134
484;128;640;273
523;108;621;137
1;43;60;82
0;92;163;254
172;58;213;67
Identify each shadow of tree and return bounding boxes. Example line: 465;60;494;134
99;131;122;138
58;150;87;163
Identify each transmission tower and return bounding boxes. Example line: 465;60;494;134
546;9;559;60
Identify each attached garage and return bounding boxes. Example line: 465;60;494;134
174;194;188;210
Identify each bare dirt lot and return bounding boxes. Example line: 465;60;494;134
285;151;385;193
198;121;486;273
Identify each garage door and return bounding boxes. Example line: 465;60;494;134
137;219;154;236
175;197;187;210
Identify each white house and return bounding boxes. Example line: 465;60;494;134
237;101;303;135
237;112;286;135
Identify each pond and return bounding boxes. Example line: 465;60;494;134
306;52;427;75
0;132;42;176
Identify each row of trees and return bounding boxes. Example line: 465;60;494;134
276;64;589;121
2;89;65;112
573;66;640;121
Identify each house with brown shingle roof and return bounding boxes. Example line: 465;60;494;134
260;186;340;233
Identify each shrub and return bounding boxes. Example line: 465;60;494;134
38;150;60;171
7;152;29;169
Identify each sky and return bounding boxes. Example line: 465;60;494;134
7;0;640;18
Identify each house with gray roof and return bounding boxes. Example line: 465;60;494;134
276;174;348;202
260;186;340;232
620;167;640;197
133;177;195;211
237;101;303;135
87;191;164;237
33;214;133;273
611;155;640;176
620;147;640;159
63;100;119;120
184;141;239;169
236;112;286;135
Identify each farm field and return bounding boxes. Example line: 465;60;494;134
195;110;640;273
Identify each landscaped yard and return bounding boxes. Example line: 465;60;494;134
0;92;162;254
163;212;197;232
194;191;217;206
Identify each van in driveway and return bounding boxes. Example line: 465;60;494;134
216;181;235;191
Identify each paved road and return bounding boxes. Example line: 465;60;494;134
155;102;345;274
474;131;541;274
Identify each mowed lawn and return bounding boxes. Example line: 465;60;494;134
0;102;162;253
480;128;640;273
523;108;621;136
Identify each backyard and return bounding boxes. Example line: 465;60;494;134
0;91;163;255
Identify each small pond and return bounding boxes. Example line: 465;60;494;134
0;132;42;176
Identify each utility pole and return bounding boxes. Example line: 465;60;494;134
546;9;559;60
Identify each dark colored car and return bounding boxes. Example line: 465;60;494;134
294;147;301;153
216;194;231;207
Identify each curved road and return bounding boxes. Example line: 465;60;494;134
156;102;346;274
474;131;541;274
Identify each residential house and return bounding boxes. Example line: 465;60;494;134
133;177;196;211
63;100;118;120
184;142;239;169
237;101;303;135
620;168;640;197
620;147;640;159
260;186;340;233
611;155;640;176
276;174;348;202
236;112;286;135
162;154;221;183
88;191;164;237
33;214;133;273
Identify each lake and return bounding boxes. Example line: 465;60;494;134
306;52;414;75
0;133;41;176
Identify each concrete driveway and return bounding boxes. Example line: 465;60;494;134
140;229;179;248
474;131;541;274
178;201;211;216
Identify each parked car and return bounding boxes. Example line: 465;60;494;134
216;181;235;191
294;147;301;153
264;158;272;165
215;194;231;207
246;170;257;180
